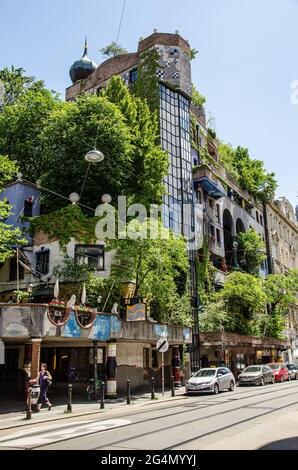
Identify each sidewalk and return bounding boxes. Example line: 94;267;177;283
0;390;186;431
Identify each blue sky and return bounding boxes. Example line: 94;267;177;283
0;0;297;208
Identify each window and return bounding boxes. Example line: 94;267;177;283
256;211;259;223
216;228;221;245
209;199;214;209
9;257;24;281
143;348;150;369
129;68;138;83
24;199;33;217
209;224;215;241
260;215;263;226
216;204;220;223
196;189;202;204
75;245;105;271
36;250;50;275
152;350;158;368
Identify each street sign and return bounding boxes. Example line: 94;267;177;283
156;338;169;398
156;338;169;353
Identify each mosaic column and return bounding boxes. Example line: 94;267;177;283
105;342;117;398
172;347;181;388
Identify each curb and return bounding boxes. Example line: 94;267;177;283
0;394;187;431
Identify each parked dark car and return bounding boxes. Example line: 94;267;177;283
238;365;275;386
286;363;298;380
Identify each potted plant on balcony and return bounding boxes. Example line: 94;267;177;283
13;290;29;304
75;305;96;328
48;299;69;326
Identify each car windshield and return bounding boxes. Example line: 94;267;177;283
287;364;295;370
268;364;280;370
194;369;216;377
243;366;261;373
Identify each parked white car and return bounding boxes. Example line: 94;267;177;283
185;367;236;395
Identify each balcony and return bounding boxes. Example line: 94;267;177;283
0;304;192;345
193;165;226;199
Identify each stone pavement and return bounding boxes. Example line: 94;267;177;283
0;390;186;431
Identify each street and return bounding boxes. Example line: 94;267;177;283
1;380;298;450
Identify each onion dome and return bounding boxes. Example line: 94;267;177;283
69;38;97;84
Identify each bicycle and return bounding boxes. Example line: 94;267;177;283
86;377;103;401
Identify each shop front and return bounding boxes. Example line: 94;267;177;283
200;332;290;378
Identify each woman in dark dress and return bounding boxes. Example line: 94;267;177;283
32;363;53;411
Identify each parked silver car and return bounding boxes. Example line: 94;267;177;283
238;365;275;386
185;367;235;395
286;363;298;380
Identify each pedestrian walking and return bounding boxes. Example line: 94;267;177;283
31;363;53;411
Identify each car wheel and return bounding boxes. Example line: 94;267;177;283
229;381;235;391
260;377;265;386
280;375;284;383
214;383;219;395
271;376;275;384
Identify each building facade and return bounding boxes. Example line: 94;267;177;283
66;32;200;370
265;197;298;363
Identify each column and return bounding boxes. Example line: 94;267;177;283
31;339;42;380
172;347;181;388
105;342;117;398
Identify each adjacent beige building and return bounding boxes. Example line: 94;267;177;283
265;197;298;363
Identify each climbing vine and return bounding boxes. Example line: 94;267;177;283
30;205;100;250
133;48;161;114
196;236;216;303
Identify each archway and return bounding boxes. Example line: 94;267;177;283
236;218;245;234
223;209;234;269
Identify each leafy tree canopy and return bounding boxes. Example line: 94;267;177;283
236;229;266;275
0;67;61;181
100;42;128;58
108;220;192;326
218;143;277;202
0;155;27;262
192;84;206;109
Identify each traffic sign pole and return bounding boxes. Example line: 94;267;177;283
162;351;164;397
156;338;169;398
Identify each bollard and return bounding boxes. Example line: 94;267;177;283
26;386;32;420
100;381;105;409
67;384;72;412
126;379;131;405
171;376;175;397
151;376;155;400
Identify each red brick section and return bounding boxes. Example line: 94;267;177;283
138;33;191;54
66;53;138;101
31;340;41;380
66;33;191;102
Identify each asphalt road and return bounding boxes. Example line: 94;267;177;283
1;380;298;450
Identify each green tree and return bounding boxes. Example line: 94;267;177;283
39;94;132;211
100;42;128;58
192;84;206;109
104;76;168;206
0;67;60;181
199;298;229;333
108;220;192;326
236;229;266;275
0;155;27;262
217;272;266;334
218;143;277;202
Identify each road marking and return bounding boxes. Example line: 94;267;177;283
0;419;131;448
